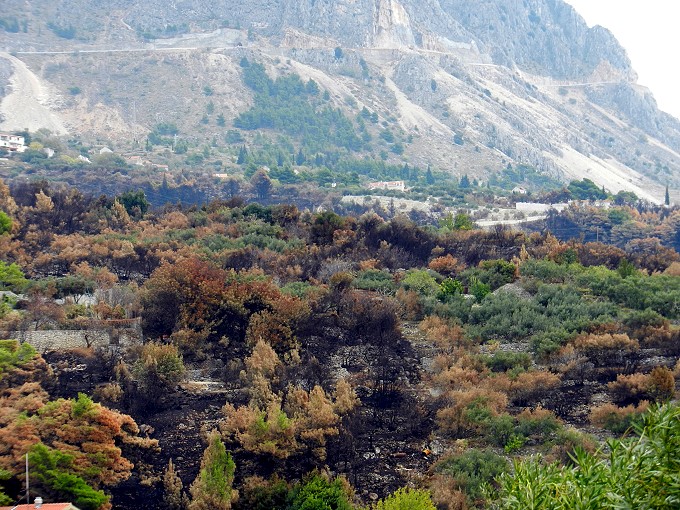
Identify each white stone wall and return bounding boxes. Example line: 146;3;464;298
515;202;568;213
3;329;141;353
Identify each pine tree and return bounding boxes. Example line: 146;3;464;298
665;184;670;206
189;431;236;510
459;174;471;189
164;459;189;510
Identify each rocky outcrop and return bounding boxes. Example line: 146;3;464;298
586;83;680;149
438;0;633;79
2;0;679;194
8;0;632;81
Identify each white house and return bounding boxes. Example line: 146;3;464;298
0;132;26;153
368;180;406;192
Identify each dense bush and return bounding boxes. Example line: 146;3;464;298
436;449;508;502
353;269;395;294
481;352;531;373
491;404;680;509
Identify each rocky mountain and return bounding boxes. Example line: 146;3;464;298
1;0;679;201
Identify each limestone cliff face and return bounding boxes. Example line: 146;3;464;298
372;0;416;48
15;0;632;80
440;0;633;80
3;0;678;196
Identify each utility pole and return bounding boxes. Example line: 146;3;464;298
26;453;29;505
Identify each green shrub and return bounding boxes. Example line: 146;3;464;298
0;260;28;292
504;434;526;453
469;278;491;301
371;487;436;509
492;404;680;509
353;269;395;294
287;473;353;510
482;352;531;373
438;278;464;300
401;270;439;295
281;282;313;298
436;449;508;501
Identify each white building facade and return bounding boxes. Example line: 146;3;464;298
0;133;26;153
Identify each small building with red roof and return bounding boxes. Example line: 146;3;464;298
0;503;79;510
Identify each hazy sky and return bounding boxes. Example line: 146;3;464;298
565;0;680;120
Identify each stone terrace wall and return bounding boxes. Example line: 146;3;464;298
3;326;142;353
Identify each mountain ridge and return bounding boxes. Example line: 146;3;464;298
0;0;678;201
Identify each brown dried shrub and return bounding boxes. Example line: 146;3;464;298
572;333;639;367
395;288;422;320
589;402;650;433
436;388;508;438
420;316;470;351
429;475;469;510
609;367;676;404
608;372;650;405
428;254;465;275
506;371;561;406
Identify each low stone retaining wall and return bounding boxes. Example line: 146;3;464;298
2;329;141;353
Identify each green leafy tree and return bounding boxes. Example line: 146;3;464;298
237;146;248;164
116;190;149;218
28;443;109;510
425;165;435;184
567;178;607;200
453;213;474;231
0;261;28;292
0;211;11;235
189;431;236;510
0;469;11;505
250;169;273;200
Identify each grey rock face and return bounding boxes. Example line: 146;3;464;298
24;0;632;80
439;0;632;79
586;83;680;149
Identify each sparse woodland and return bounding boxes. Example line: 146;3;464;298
1;177;679;509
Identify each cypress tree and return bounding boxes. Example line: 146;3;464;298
425;164;435;185
189;431;236;510
164;459;189;510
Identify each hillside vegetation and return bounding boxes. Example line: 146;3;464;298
0;177;679;509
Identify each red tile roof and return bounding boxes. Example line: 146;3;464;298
0;504;78;510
